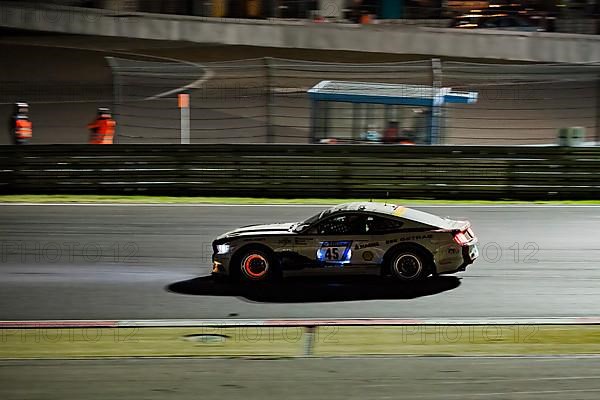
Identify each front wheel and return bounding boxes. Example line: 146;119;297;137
237;249;276;283
388;249;431;281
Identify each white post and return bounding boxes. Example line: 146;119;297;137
179;93;190;144
431;58;443;145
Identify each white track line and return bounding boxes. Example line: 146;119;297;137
2;317;599;328
0;203;599;208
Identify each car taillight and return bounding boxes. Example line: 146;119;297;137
453;231;469;245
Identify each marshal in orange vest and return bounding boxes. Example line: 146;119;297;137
15;119;32;140
88;108;116;145
11;102;32;145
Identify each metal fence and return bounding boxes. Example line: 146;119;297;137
1;144;599;199
1;57;599;146
107;57;600;145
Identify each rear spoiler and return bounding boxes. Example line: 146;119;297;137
435;220;471;233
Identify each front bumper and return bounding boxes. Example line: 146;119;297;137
212;250;233;276
212;259;225;274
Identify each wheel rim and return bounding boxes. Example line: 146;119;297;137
241;253;269;280
393;254;423;280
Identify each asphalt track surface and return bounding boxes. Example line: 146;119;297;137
2;357;600;400
0;204;599;321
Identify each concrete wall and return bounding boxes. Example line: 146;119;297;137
556;18;599;35
1;1;599;63
96;1;139;12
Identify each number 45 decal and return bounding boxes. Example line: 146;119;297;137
325;248;340;260
317;241;352;264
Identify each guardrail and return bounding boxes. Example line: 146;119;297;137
1;145;599;199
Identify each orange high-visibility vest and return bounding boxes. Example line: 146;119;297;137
15;119;32;140
360;14;372;24
88;118;116;145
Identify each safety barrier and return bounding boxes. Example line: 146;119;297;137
1;2;600;63
1;145;599;199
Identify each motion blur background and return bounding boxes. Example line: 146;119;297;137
13;0;600;29
2;2;600;399
3;50;600;145
1;0;599;146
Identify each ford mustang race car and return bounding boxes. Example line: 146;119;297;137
212;202;478;283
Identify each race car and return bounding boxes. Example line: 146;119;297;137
211;202;478;283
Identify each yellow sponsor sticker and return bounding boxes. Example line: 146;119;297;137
392;206;406;217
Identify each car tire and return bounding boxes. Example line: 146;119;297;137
236;248;277;283
387;248;431;281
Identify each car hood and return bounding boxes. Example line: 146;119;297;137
217;222;297;239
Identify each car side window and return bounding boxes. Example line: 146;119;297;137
366;216;404;235
314;214;367;235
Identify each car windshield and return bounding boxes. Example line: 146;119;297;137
293;207;335;232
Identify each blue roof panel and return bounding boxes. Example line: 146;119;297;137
308;80;477;106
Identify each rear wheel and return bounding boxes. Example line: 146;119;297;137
388;248;431;281
236;248;276;283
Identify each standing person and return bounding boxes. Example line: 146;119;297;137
383;121;399;144
88;108;116;145
10;102;32;145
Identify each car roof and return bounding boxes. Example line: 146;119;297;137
328;201;398;214
323;202;452;228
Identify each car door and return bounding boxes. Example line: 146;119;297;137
294;213;376;267
364;214;406;265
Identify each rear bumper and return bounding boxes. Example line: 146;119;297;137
435;238;479;275
460;242;479;269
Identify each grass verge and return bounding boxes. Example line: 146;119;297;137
314;325;600;356
0;327;301;359
1;195;599;205
1;325;599;359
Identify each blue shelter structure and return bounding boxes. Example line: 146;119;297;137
307;80;478;144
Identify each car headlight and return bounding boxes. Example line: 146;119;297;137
216;243;230;254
